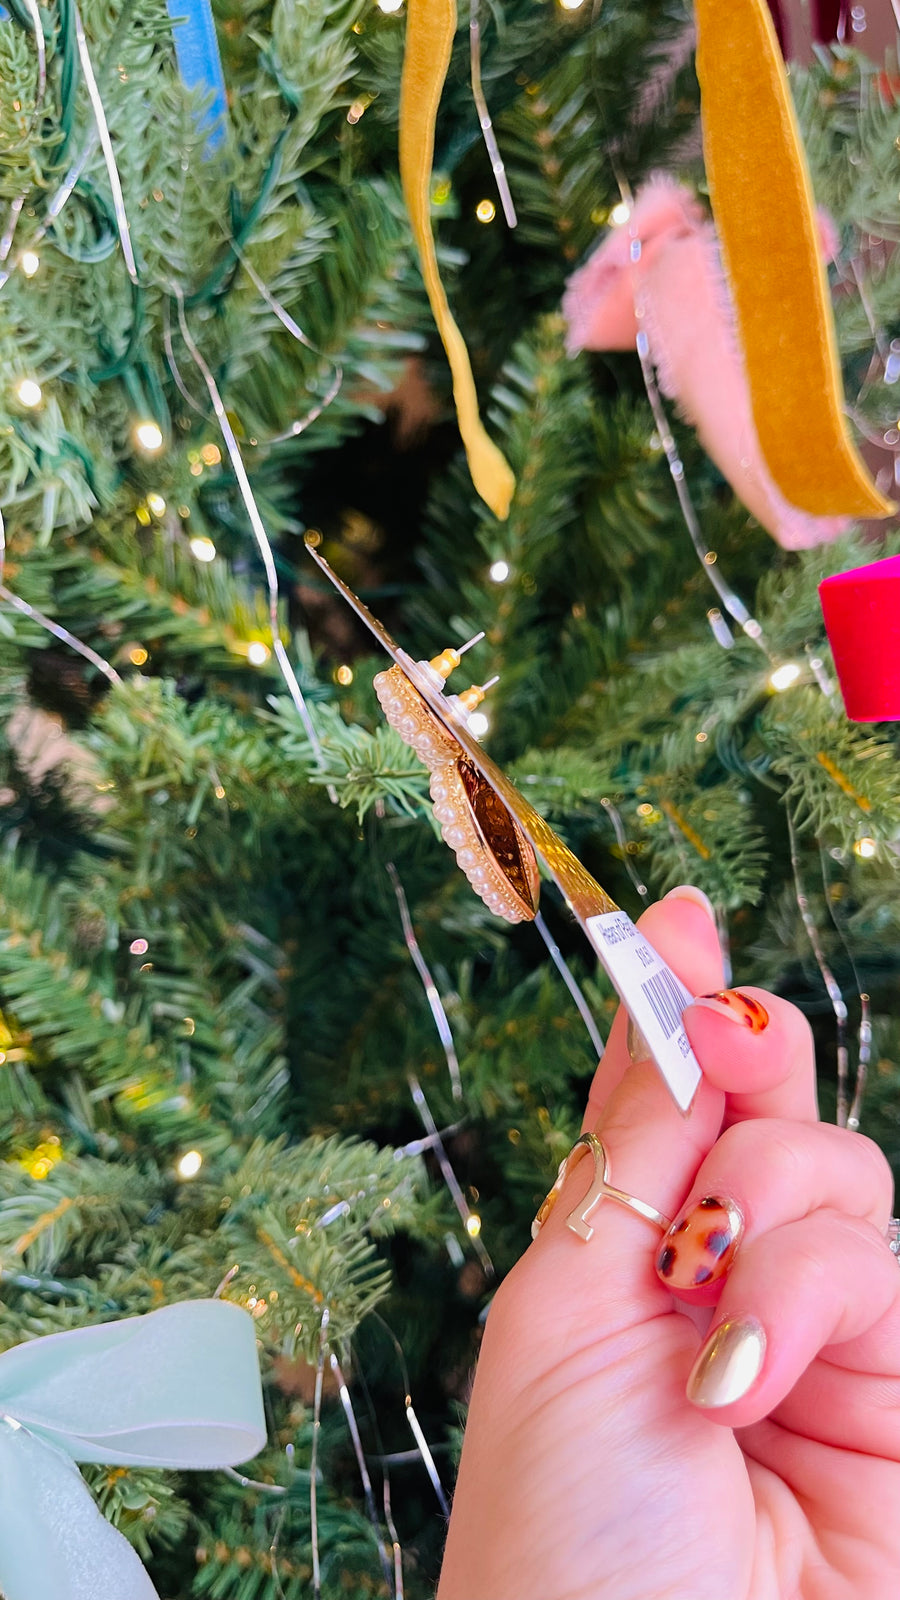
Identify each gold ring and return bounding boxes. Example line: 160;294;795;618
532;1132;672;1243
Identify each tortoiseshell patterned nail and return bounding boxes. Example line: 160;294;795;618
691;989;769;1032
655;1196;743;1290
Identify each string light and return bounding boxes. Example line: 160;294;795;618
465;1213;482;1237
177;1149;203;1179
558;0;586;9
246;641;270;665
468;710;490;738
609;201;632;226
469;0;517;231
146;493;166;517
129;937;149;955
14;377;42;408
23;1137;62;1180
19;250;39;277
133;420;163;452
769;662;802;692
335;664;354;686
489;559;509;582
129;646;148;666
376;0;404;11
854;837;877;859
189;535;216;563
475;198;496;224
200;442;221;466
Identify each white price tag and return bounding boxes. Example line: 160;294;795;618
585;911;702;1113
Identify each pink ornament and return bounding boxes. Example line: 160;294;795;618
562;178;850;550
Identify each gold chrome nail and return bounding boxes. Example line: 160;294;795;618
686;1314;766;1408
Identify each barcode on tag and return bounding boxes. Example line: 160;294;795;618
640;967;689;1040
585;911;702;1113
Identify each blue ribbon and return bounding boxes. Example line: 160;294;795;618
166;0;228;153
0;1299;266;1599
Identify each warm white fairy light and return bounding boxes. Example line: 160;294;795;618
475;198;496;224
609;201;631;226
19;250;40;277
134;419;163;452
177;1149;203;1179
854;837;877;859
189;535;217;563
376;0;404;12
769;662;802;692
247;641;270;665
489;559;509;582
146;492;166;517
15;377;42;408
468;710;490;738
465;1213;482;1237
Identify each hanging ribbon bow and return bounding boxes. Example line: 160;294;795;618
399;0;515;520
166;0;228;153
562;176;851;550
695;0;892;519
0;1299;266;1600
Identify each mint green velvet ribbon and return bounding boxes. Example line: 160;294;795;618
0;1299;267;1600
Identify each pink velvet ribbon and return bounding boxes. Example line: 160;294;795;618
562;178;850;550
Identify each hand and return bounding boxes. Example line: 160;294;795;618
437;889;900;1600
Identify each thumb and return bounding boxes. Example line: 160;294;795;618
534;891;728;1319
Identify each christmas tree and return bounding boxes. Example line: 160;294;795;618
1;0;899;1594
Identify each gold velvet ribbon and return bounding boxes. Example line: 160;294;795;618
696;0;892;519
399;0;515;520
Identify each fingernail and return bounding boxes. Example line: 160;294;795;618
689;990;769;1033
626;1015;652;1063
663;884;716;920
686;1314;766;1408
656;1196;743;1290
